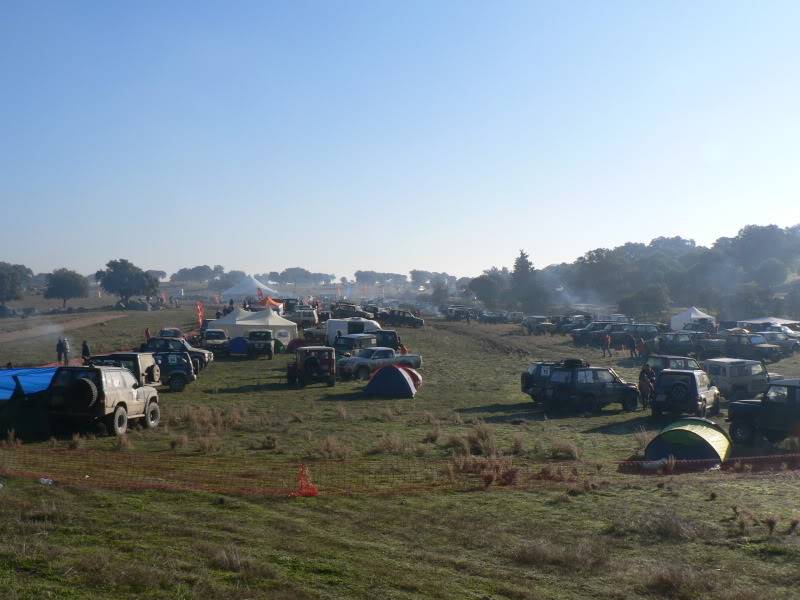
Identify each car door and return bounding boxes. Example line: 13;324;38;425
594;369;620;403
759;385;793;433
121;370;146;416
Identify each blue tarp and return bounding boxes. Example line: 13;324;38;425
364;366;417;398
228;336;249;355
0;367;57;401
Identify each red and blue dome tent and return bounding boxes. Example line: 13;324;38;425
364;366;417;399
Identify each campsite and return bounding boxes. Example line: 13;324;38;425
2;291;800;598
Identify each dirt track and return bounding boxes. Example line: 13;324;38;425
0;314;126;344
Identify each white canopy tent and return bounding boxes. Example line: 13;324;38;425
670;306;716;331
221;276;280;299
213;308;298;345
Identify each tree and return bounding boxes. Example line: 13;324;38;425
209;270;247;291
617;284;670;318
339;276;348;285
170;265;214;282
44;269;89;308
753;258;788;289
468;275;501;309
431;281;449;306
145;270;167;281
95;259;159;304
0;262;32;305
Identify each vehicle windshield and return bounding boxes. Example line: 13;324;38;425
205;331;226;340
609;369;625;383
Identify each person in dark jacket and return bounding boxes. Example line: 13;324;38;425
81;340;91;364
626;334;637;358
639;364;655;409
56;338;64;364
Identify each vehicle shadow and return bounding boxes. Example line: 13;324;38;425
583;414;660;434
318;390;403;402
456;402;548;423
206;382;288;394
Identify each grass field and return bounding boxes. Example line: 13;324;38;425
1;312;800;599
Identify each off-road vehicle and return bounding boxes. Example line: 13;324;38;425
338;347;422;380
197;329;230;354
154;352;197;392
371;329;402;351
609;323;661;347
246;330;275;359
570;321;612;346
647;332;704;357
46;365;160;435
644;354;702;375
704;358;777;400
521;316;555;335
141;337;213;372
651;369;721;418
380;309;424;328
521;358;589;400
334;333;377;358
728;379;800;444
720;332;781;362
89;352;162;386
287;346;336;387
761;331;799;356
542;365;639;413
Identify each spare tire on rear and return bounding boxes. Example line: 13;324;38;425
70;377;98;409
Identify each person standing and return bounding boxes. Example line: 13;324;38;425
81;340;91;364
56;338;64;364
627;334;637;358
639;364;655;409
602;333;613;357
62;338;71;366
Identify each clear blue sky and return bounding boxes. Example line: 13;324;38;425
2;1;799;278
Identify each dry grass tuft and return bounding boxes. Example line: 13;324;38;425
422;423;440;444
510;433;524;455
249;435;277;451
67;433;83;450
170;434;189;450
113;435;133;451
633;426;655;454
336;403;349;420
310;435;352;460
371;433;414;455
2;429;22;448
196;435;222;454
550;440;580;460
645;566;715;599
511;540;605;571
465;421;496;455
640;511;700;541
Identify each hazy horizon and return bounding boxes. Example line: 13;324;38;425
3;2;800;278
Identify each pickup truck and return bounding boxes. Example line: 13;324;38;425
140;337;213;372
196;329;230;354
245;330;275;359
338;347;422;380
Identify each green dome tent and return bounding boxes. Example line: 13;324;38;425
644;418;731;463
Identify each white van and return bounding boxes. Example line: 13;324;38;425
326;318;382;345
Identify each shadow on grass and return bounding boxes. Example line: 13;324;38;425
583;415;659;435
206;382;288;394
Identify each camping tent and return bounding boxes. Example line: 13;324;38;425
644;417;731;463
399;366;423;390
670;307;716;331
364;366;417;398
221;276;280;299
213;308;297;345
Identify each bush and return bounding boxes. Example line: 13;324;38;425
113;435;133;452
196;435;222;454
170;434;189;450
371;433;413;455
645;566;714;599
466;421;496;455
422;424;440;444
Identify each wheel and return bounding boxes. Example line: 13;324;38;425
143;402;160;429
729;421;754;444
622;391;639;412
69;377;98;410
357;366;370;381
169;375;186;393
669;383;689;404
146;364;161;384
106;405;128;436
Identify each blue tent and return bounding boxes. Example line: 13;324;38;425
364;366;417;399
228;336;249;355
0;367;57;401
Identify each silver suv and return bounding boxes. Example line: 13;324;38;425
47;366;160;435
704;358;779;400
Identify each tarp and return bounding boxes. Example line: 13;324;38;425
228;337;250;355
364;366;417;398
213;307;297;344
645;417;731;462
739;316;800;326
0;368;57;401
670;306;716;331
221;276;280;299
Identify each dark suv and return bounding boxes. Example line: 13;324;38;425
651;369;721;418
520;358;588;400
140;337;213;372
570;322;613;346
728;379;800;444
542;365;639;413
645;354;702;375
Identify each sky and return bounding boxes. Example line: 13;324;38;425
1;1;799;279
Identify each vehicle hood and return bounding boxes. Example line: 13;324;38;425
729;399;762;413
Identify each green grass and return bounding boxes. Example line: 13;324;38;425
1;315;800;598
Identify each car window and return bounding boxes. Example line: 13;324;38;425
750;363;765;375
595;370;614;383
576;370;593;384
750;335;767;345
676;335;691;343
687;359;700;370
766;386;789;403
646;357;663;369
549;370;571;384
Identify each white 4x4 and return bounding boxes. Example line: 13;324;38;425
47;366;160;435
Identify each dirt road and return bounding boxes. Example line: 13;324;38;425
0;314;127;344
